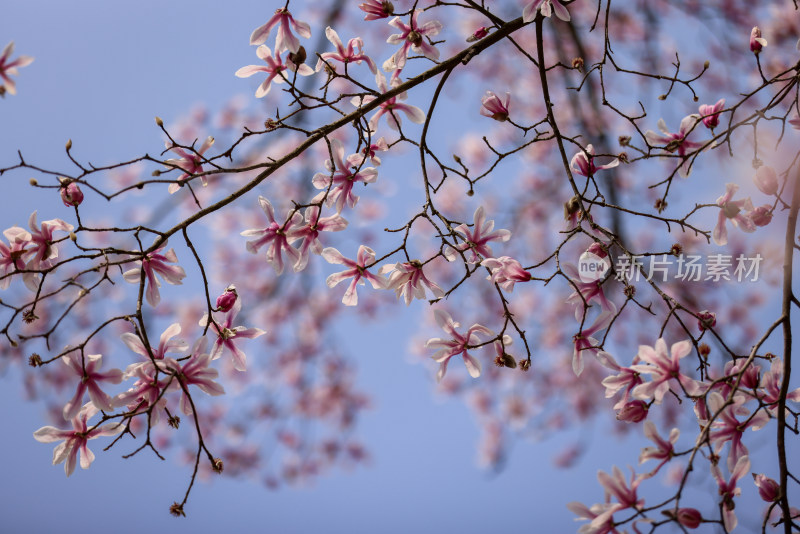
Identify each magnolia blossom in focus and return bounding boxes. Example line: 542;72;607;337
236;45;313;99
425;309;493;381
164;136;215;194
33;403;123;476
122;241;187;307
199;296;266;372
322;245;386;306
632;338;703;404
444;206;511;263
352;72;426;132
59;179;84;207
383;9;442;72
482;256;531;292
249;8;311;53
645;115;707;178
570;144;620;177
480;91;510;122
380;260;445;305
316;27;377;74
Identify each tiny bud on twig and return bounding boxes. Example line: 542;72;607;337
65;139;72;150
155;116;164;127
29;178;37;186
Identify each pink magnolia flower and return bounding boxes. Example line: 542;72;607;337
754;165;778;195
698;98;725;129
645;115;707;178
758;358;800;416
425;308;494;381
563;262;616;321
216;285;238;312
713;183;755;246
750;26;767;53
753;473;781;502
616;400;648;423
312;139;379;213
362;137;389;166
444;206;511;264
120;322;189;363
316;27;377;74
566;501;620;534
522;0;571;22
167;337;225;415
712;455;750;531
60;180;84;207
291;206;348;272
115;359;176;424
596;351;642;410
241;196;303;275
249;8;311;54
0;226;31;290
352;72;426;132
482;256;531;292
23;211;74;291
235;45;313;99
570;144;620;177
383;9;442;72
321;245;386;306
164;136;215;194
199;296;265;372
639;421;678;476
380;260;445;305
33;403;123;476
480;91;510;122
123;241;187;307
359;0;394;20
572;308;615;376
751;205;773;226
631;338;703;404
61;351;124;420
0;41;34;96
596;466;645;515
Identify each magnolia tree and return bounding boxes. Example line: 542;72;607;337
2;0;800;531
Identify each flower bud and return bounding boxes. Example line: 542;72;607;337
754;165;778;195
697;310;716;331
466;26;489;42
216;285;238;312
66;139;73;151
750;26;767;53
155;116;164;127
750;205;773;227
29;178;37;186
617;400;648;423
753;473;781;502
60;180;84;207
676;508;702;529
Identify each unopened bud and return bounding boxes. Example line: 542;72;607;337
753;473;781;502
571;57;584;72
697;310;716;331
212;458;224;473
216;285;238;312
69;232;77;241
152;170;162;177
66;139;73;150
617;400;648;423
60;180;84;207
676;508;702;529
698;343;711;356
658;94;667;101
703;60;710;69
29;178;37;186
155;116;164;127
